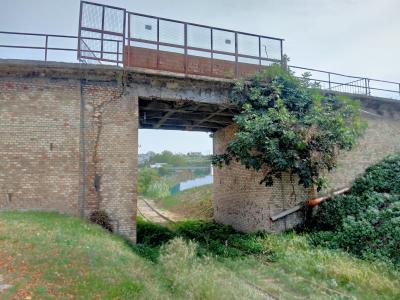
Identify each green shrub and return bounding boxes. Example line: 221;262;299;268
351;153;400;195
212;65;365;191
136;219;272;260
137;168;160;194
311;192;389;230
310;153;400;267
136;218;176;246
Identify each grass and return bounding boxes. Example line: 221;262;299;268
154;184;213;220
1;211;400;299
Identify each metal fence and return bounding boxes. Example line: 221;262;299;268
125;10;283;77
289;65;400;100
0;30;123;65
76;1;284;77
0;31;78;62
78;1;125;65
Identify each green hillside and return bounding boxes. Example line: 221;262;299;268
0;212;399;299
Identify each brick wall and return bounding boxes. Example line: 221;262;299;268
213;98;400;233
324;99;400;192
0;73;138;242
2;60;399;239
0;78;81;214
213;124;314;233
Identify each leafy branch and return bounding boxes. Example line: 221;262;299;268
212;65;366;191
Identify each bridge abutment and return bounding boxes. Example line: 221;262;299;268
2;60;400;240
213;99;400;233
323;96;400;191
82;89;138;242
0;63;139;242
213;124;315;232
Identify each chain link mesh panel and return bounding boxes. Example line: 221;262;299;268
78;2;125;64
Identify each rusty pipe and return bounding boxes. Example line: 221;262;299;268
305;187;350;207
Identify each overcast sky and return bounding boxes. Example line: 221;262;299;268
1;0;399;154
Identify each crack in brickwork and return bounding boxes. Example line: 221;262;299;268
0;70;137;242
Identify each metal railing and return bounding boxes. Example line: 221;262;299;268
290;65;400;100
0;30;399;100
0;30;123;65
76;1;284;78
125;10;284;77
78;1;125;65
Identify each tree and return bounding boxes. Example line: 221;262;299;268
212;65;366;191
149;150;186;167
138;168;160;194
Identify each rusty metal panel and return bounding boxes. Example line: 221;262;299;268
78;1;126;65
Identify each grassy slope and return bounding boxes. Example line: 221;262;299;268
154;184;213;220
0;212;399;299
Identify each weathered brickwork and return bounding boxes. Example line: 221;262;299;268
124;46;265;78
1;60;400;238
213;124;314;233
0;78;81;214
324;98;400;191
0;69;138;242
213;98;400;233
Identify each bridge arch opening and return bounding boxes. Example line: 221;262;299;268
137;128;213;222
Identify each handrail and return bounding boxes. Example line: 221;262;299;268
330;78;365;89
0;30;123;64
0;31;122;43
290;65;400;100
0;30;76;39
290;64;399;85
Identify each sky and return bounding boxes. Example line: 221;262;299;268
1;0;399;154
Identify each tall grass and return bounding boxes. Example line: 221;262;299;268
1;212;399;299
136;218;400;299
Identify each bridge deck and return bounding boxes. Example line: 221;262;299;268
2;59;399;134
0;59;236;132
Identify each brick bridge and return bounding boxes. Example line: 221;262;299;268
1;1;400;242
1;59;400;242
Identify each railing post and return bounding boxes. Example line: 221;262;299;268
184;23;188;75
210;29;214;77
157;18;160;70
127;13;131;67
258;36;262;72
125;13;132;67
100;6;105;60
364;78;368;95
122;10;127;66
235;32;238;78
117;41;119;67
328;72;331;90
77;1;83;61
44;35;48;62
